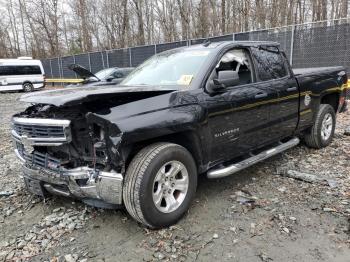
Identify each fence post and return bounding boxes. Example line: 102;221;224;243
49;59;53;78
289;25;295;66
73;55;77;78
129;48;132;67
57;57;62;79
106;51;110;68
232;33;235;41
88;53;92;71
101;52;105;69
60;57;64;79
154;44;157;54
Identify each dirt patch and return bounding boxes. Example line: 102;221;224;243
0;91;349;262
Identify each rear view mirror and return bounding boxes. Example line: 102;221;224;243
207;70;240;93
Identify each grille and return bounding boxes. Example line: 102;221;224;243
16;142;61;170
13;123;65;138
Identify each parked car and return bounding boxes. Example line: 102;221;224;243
11;41;348;228
0;57;45;92
67;64;134;87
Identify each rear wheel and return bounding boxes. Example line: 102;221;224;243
123;143;197;228
23;82;34;92
304;104;336;149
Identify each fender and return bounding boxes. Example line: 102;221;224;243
86;90;209;172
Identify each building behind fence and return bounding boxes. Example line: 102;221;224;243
42;18;350;78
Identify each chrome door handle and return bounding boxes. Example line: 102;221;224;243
287;87;297;92
255;92;268;99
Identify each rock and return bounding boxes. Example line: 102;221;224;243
53;207;62;213
212;233;219;239
229;226;236;232
0;191;14;197
17;240;27;249
64;254;78;262
6;209;14;216
282;227;290;234
289;216;297;221
67;223;76;231
24;232;36;241
165;246;172;253
323;207;336;212
235;190;257;205
340;200;348;205
277;186;287;193
326;180;338;188
153;252;165;260
258;252;273;261
344;126;350;136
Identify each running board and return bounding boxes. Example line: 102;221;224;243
207;137;300;179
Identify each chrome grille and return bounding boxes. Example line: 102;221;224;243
16;142;61;170
11;117;71;146
13;123;65;138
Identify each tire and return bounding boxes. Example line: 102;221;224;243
23;82;34;92
304;104;336;149
123;143;197;228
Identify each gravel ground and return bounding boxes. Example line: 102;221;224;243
0;91;349;262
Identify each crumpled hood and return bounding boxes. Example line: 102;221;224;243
20;85;177;107
68;64;98;79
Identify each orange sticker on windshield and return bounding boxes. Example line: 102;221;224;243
177;75;194;85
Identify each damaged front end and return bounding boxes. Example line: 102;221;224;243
11;103;124;208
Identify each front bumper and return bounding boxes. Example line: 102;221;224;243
15;149;124;206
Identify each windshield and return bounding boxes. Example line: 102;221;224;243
93;68;116;80
121;49;211;86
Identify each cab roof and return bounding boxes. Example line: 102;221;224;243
191;40;280;49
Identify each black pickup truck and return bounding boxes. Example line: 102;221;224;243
11;41;348;228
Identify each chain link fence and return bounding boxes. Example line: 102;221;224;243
42;18;350;78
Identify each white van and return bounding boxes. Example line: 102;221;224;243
0;57;45;92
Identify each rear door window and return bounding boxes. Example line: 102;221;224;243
250;47;288;81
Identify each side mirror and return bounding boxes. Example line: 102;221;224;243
207;70;240;93
106;76;114;82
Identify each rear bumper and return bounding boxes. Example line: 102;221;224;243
17;153;123;206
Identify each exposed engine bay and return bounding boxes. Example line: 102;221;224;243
14;91;167;173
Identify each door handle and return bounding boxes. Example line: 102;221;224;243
255;92;268;99
286;86;297;92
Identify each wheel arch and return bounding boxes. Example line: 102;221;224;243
123;130;205;174
320;91;340;113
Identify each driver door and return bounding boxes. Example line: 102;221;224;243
203;48;278;164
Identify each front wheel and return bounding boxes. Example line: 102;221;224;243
123;143;197;228
304;104;336;149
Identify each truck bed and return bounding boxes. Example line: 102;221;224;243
293;66;344;76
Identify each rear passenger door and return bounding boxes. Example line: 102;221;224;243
250;47;299;142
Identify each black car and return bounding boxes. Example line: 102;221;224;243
67;64;134;87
